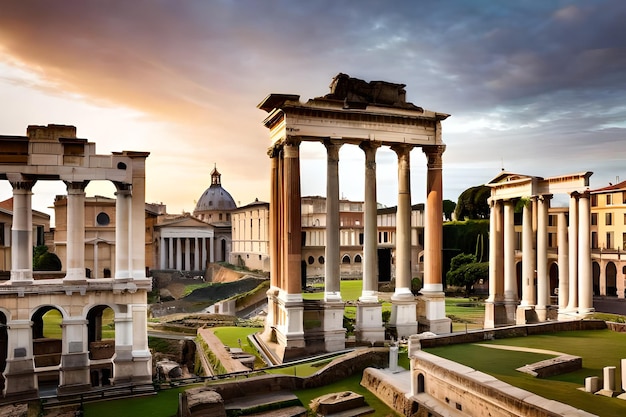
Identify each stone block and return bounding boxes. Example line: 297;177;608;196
585;376;600;393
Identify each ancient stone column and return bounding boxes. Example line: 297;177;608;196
536;195;551;321
283;140;302;295
168;236;174;269
578;192;593;314
503;199;517;322
567;193;579;312
184;238;191;271
557;211;569;310
160;237;166;269
130;155;148;279
392;144;413;299
115;183;132;280
520;198;536;307
9;179;36;283
176;238;182;270
194;237;200;270
324;139;342;302
416;145;450;334
360;141;380;303
65;181;89;282
423;145;445;293
485;199;504;328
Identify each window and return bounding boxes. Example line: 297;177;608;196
607;194;613;205
623;233;626;250
308;256;314;265
591;194;598;207
342;255;350;264
96;212;110;226
591;213;598;225
607;232;614;249
359;233;364;245
591;232;598;249
623;191;626;204
318;256;325;264
0;222;4;246
606;212;613;226
354;254;362;263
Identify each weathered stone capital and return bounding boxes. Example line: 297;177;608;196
8;174;36;191
64;180;90;194
323;139;343;161
283;141;300;158
423;145;446;169
390;143;413;159
114;181;132;195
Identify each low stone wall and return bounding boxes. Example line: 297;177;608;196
361;368;419;416
419;320;607;349
516;355;582;378
411;350;596;417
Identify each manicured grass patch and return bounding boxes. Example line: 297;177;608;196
294;373;400;416
182;282;211;297
445;297;485;331
303;280;364;301
211;326;265;368
425;330;626;416
84;384;202;417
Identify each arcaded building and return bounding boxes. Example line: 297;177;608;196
0;124;151;400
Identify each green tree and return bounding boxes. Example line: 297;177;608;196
446;253;488;296
33;245;62;271
454;185;490;220
443;199;456;221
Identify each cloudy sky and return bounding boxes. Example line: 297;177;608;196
1;0;625;221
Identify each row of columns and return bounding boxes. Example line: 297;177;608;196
265;137;448;348
485;192;593;328
7;179;143;283
159;236;214;271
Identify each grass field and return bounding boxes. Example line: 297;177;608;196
425;329;626;416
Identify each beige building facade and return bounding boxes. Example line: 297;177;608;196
0;124;151;400
589;180;626;298
230;199;270;272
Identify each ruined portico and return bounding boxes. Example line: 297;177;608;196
0;125;151;400
258;74;451;361
484;171;594;328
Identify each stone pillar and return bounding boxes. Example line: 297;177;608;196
58;318;90;394
520;198;535;307
557;211;569;312
9;179;36;283
418;145;450;334
503;199;517;323
130;157;147;280
578;192;593;314
264;148;280;340
202;237;207;268
2;319;37;399
185;238;191;271
536;195;550;321
389;144;417;338
130;304;152;383
566;194;579;313
168;237;174;269
485;199;505;328
115;183;132;280
324;139;342;302
176;238;182;270
64;181;89;282
194;237;200;270
160;237;166;269
359;141;380;303
112;312;134;384
355;142;384;344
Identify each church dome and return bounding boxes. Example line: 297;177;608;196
194;166;237;213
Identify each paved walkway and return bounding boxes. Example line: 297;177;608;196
473;343;564;356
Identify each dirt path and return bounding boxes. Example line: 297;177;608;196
473;343;564;356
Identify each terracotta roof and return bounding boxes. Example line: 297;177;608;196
590;179;626;193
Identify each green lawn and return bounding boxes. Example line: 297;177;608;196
425;329;626;416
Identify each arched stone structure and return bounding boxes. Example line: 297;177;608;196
258;74;450;361
0;124;151;400
484;171;593;328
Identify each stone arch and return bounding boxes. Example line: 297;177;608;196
354;254;362;264
593;262;601;296
417;372;425;393
606;262;617;297
31;305;67;340
341;254;351;264
31;305;64;392
549;262;559;297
